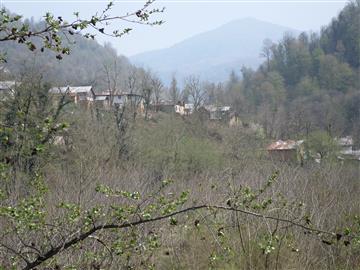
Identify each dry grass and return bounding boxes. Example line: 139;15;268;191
2;109;359;269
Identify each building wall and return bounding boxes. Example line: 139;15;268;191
268;149;298;162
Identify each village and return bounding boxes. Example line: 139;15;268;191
0;1;359;268
1;81;359;165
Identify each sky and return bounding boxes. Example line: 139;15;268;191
1;0;349;57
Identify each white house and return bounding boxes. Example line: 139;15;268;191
49;86;94;104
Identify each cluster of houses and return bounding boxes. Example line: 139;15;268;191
267;136;360;163
0;81;239;124
48;85;144;111
173;102;240;126
48;84;240;125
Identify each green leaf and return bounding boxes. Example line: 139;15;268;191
169;217;177;225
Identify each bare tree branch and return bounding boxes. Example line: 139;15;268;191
23;204;342;270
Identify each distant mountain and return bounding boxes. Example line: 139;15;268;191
130;18;301;85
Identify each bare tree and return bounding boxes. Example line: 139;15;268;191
125;67;142;120
203;81;217;105
260;38;274;72
150;75;163;111
184;75;205;110
127;67;139;95
168;75;180;105
140;70;152;119
102;58;121;106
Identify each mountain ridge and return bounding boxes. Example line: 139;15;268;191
130;17;301;85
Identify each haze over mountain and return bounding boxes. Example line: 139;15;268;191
130;18;301;85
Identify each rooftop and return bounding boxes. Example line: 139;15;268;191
336;136;353;146
267;140;304;150
49;86;93;94
0;81;16;90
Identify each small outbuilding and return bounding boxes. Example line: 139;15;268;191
267;140;304;162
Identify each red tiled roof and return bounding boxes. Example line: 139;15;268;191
267;140;303;150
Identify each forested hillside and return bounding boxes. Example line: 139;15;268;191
0;17;136;90
222;0;360;142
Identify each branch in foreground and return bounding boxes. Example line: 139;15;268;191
0;0;164;61
23;204;342;270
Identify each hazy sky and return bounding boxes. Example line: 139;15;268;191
2;0;348;56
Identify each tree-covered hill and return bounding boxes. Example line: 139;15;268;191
0;16;135;90
223;0;360;141
320;0;360;69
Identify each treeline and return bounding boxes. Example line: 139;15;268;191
222;0;359;141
